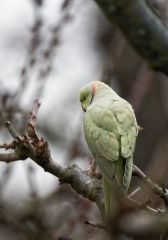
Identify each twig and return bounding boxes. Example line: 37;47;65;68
128;187;141;198
133;164;168;210
0;153;21;163
5;121;21;139
84;219;105;230
25;163;38;199
28;99;41;127
0;142;16;149
128;197;160;213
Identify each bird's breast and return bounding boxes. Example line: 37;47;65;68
83;113;100;155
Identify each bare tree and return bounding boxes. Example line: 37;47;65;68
0;0;168;239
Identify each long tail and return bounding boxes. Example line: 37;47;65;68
103;156;133;218
103;177;133;240
103;177;119;218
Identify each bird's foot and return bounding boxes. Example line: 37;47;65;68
84;159;102;179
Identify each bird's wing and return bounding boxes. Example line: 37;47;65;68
89;100;138;159
87;99;138;186
114;100;138;189
114;101;138;159
84;107;120;161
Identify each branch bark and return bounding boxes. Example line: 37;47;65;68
94;0;168;75
0;101;105;215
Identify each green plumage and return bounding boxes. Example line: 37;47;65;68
80;81;138;218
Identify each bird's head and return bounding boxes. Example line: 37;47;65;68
79;81;97;112
80;81;114;112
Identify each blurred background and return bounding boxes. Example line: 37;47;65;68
0;0;168;239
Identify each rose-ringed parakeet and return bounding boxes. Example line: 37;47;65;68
80;81;138;218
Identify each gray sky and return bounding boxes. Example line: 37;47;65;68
0;0;106;204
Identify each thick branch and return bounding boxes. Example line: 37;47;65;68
37;159;104;211
0;101;105;214
94;0;168;75
0;145;104;213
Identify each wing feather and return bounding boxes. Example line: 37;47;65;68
86;99;138;160
84;98;138;189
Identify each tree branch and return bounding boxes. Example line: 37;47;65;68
38;160;104;211
0;153;20;163
94;0;168;75
133;165;168;210
0;100;104;215
1;99;168;226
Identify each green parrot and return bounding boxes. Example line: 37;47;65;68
80;81;138;218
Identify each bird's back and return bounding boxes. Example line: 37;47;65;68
83;95;137;190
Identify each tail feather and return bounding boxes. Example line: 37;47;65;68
103;157;133;218
103;177;119;218
123;156;133;191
